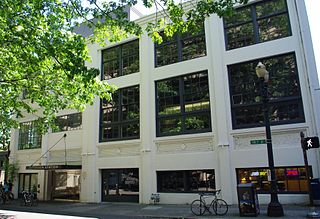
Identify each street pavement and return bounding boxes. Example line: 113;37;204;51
0;199;319;219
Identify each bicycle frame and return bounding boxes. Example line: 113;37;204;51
191;189;228;216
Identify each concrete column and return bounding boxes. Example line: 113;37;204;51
207;15;233;203
139;33;157;203
40;133;49;201
81;43;101;203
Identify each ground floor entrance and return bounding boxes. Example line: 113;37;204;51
51;169;81;201
101;168;139;202
18;173;38;197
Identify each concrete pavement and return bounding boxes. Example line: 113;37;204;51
0;200;319;219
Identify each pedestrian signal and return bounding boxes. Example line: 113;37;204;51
305;137;320;149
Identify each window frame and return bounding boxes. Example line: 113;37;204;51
53;113;82;132
223;0;292;50
227;52;305;129
155;71;212;137
99;85;140;142
154;27;206;68
101;39;139;80
18;121;42;150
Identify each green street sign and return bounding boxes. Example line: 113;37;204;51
250;139;266;145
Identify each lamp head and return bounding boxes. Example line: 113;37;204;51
255;62;269;82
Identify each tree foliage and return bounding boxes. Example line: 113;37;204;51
0;0;248;134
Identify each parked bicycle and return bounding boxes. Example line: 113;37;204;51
191;189;228;216
21;191;38;206
0;190;14;205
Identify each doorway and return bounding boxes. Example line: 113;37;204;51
51;169;81;200
18;173;38;197
101;168;139;202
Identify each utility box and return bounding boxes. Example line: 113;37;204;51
311;178;320;200
237;183;260;217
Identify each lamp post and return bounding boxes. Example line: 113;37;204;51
256;62;284;217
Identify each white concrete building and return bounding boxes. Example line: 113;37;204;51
9;0;320;205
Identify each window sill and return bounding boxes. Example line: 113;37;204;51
97;139;141;148
230;123;309;137
154;132;214;144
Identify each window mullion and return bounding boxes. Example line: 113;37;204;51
252;5;260;43
180;76;185;132
177;35;182;62
119;46;123;77
118;91;123;139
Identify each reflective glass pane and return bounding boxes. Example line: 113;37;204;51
103;47;119;62
104;61;119;79
224;7;252;27
258;14;290;42
156;43;179;67
184;72;210;112
226;23;255;50
181;35;206;61
185;114;211;131
159;117;182;135
157;80;180;115
122;123;139;138
256;0;286;18
122;41;139;75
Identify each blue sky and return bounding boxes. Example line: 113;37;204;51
305;0;320;86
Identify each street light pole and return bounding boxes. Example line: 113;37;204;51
256;62;284;217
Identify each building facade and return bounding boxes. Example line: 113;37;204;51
9;0;320;205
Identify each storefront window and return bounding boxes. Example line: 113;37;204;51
157;169;215;193
236;166;311;193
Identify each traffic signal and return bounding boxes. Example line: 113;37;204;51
304;137;320;150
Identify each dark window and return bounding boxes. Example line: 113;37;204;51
100;86;140;141
228;53;304;129
156;71;211;136
18;121;42;150
157;169;215;193
224;0;291;50
18;173;38;196
53;113;82;132
102;40;139;79
155;26;206;67
236;166;312;193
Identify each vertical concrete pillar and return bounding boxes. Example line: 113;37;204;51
206;15;233;203
80;43;101;203
139;33;157;203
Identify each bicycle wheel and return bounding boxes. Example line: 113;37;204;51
32;198;38;206
191;199;206;216
212;199;228;215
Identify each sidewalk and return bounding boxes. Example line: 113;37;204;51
0;200;319;219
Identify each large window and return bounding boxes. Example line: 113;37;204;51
228;53;304;129
236;167;311;193
18;121;42;150
224;0;291;50
157;169;215;193
53;113;82;132
100;86;140;141
155;26;206;67
102;40;139;80
156;71;211;136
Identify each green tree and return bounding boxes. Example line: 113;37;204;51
0;0;248;132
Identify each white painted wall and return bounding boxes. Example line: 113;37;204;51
9;0;320;206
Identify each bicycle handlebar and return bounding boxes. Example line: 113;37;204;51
199;189;221;196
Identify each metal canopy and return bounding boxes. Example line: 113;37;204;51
26;165;82;170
